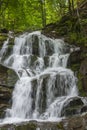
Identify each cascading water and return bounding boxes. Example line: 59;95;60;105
0;31;79;122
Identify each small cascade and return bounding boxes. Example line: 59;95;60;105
0;31;80;121
0;38;9;61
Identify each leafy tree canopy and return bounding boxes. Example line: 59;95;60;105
0;0;82;31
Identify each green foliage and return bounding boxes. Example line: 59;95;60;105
68;32;87;45
0;0;78;31
69;32;78;43
0;35;7;42
0;0;84;31
57;122;64;129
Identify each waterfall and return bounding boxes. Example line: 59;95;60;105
0;31;78;121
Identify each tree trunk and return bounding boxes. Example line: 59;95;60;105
68;0;72;15
40;0;46;28
71;0;74;13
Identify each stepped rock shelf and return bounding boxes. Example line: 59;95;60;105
0;31;87;129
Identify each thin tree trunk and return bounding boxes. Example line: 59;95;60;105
76;0;80;18
40;0;46;28
71;0;74;13
68;0;72;15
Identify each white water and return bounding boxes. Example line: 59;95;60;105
0;38;9;61
0;31;78;123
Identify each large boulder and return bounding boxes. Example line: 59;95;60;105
61;96;87;117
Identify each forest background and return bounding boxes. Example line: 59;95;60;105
0;0;83;31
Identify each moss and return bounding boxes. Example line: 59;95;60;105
66;31;87;47
15;123;37;130
81;19;87;25
58;26;68;35
57;122;64;129
68;32;78;44
68;63;80;73
0;35;7;49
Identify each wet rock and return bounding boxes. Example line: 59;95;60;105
39;75;48;113
44;56;49;67
61;97;87;117
63;44;70;54
0;86;12;118
7;69;18;87
0;65;8;86
0;86;12;102
45;40;54;55
63;115;86;130
28;55;37;68
81;105;87;113
0;104;10;118
0;64;18;88
31;79;37;111
32;35;39;56
67;49;82;66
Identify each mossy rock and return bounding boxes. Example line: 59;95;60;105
0;64;18;88
15;123;37;130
